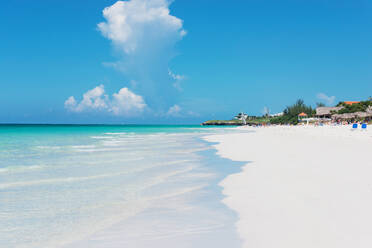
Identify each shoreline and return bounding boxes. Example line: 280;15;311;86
204;125;372;248
0;126;243;248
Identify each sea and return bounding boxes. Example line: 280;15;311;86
0;125;244;248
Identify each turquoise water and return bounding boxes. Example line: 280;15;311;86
0;125;243;248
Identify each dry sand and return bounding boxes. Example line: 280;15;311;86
204;125;372;248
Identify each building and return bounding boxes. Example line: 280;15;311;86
344;101;360;105
270;112;284;117
316;106;343;119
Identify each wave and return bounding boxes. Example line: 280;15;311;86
0;173;127;190
0;160;195;190
35;146;62;150
90;136;113;139
0;165;44;174
69;145;96;149
103;132;128;135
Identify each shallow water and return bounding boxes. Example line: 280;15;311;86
0;125;244;248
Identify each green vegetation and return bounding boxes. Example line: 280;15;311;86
202;98;372;126
246;116;272;125
336;100;372;114
316;102;325;107
270;99;315;125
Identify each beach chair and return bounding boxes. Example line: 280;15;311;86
352;123;358;130
361;123;367;130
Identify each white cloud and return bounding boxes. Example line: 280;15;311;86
186;110;200;117
64;85;108;112
98;0;186;54
165;104;200;117
168;69;185;91
111;87;147;116
316;93;336;105
64;96;77;110
97;0;186;113
168;69;184;81
166;104;181;116
65;85;146;116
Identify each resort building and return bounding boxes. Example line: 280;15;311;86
270;112;284;117
316;106;343;119
344;101;360;105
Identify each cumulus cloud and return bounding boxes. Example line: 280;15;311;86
97;0;186;113
316;93;336;105
65;85;146;116
64;96;77;110
98;0;186;54
111;87;147;116
64;85;108;112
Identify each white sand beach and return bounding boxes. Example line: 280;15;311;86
204;125;372;248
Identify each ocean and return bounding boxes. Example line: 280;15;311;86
0;125;243;248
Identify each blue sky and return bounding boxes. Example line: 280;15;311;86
1;0;372;124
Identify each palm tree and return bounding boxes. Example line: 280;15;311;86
316;102;325;107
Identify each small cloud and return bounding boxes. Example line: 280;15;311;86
172;81;182;92
64;96;77;110
129;80;138;89
168;70;185;81
180;30;187;37
316;93;336;105
65;85;146;117
186;110;200;117
165;104;200;118
166;104;181;117
168;69;185;91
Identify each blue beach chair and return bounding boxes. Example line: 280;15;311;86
352;123;358;130
361;123;367;130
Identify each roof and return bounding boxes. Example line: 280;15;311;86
332;112;372;120
298;112;307;117
316;106;343;116
344;101;360;105
270;112;284;117
355;112;372;118
367;106;372;113
332;113;356;120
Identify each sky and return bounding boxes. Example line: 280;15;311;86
1;0;372;124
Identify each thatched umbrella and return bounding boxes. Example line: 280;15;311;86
367;106;372;114
355;112;371;118
332;113;356;120
331;114;341;120
344;113;358;119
